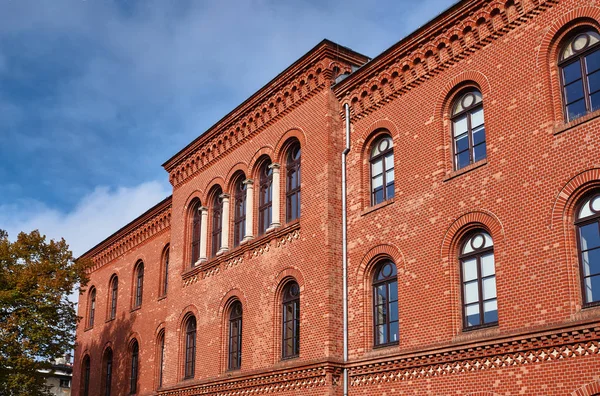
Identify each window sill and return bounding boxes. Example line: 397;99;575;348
571;301;600;321
181;221;301;282
443;159;487;182
130;306;141;314
83;326;93;332
157;295;167;302
361;198;395;216
554;108;600;135
453;322;499;343
105;318;115;324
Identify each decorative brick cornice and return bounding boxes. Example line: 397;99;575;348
334;0;559;119
162;40;368;187
79;196;172;273
182;222;301;287
157;362;342;396
348;321;600;387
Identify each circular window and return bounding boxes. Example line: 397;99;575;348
572;33;590;53
470;233;485;250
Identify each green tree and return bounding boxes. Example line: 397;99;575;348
0;230;90;395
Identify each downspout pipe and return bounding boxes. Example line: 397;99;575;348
342;103;351;396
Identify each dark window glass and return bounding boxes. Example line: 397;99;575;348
282;281;300;359
60;379;70;388
460;231;498;329
162;247;169;296
372;261;399;346
370;135;394;206
233;177;247;247
184;316;196;379
130;340;139;394
191;201;201;266
158;331;165;388
228;301;243;370
576;193;600;306
82;356;90;396
104;349;113;396
451;89;485;170
88;288;96;327
110;277;118;320
258;162;273;235
134;263;144;308
211;191;223;257
286;144;301;222
559;30;600;121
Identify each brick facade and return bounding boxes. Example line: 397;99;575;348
73;0;600;394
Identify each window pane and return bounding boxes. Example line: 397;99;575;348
453;115;468;137
386;168;394;183
372;175;383;189
373;189;384;205
376;304;387;324
456;150;471;170
483;277;497;300
376;324;386;344
580;223;600;250
473;142;487;163
588;69;600;93
565;80;585;104
472;125;485;146
483;300;498;323
389;301;398;322
563;60;582;85
584;274;600;303
465;303;480;327
462;258;477;281
386;183;395;200
384;153;394;170
470;107;484;128
389;321;399;343
591;91;600;113
481;253;495;277
371;160;383;176
582;248;600;277
455;134;469;153
388;281;398;302
586;50;600;74
567;100;587;121
464;281;479;304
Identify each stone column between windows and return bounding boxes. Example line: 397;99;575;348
242;179;254;243
268;163;281;231
198;206;209;262
218;193;230;255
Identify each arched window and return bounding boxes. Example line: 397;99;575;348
109;276;118;320
129;340;139;394
282;281;300;359
102;348;113;396
184;316;196;379
559;29;600;121
258;160;273;235
157;330;165;389
372;260;398;346
576;193;600;306
88;287;96;328
211;189;223;257
161;246;169;296
233;176;247;247
460;231;497;329
133;262;144;308
286;143;301;222
190;199;202;266
228;301;243;370
81;355;90;396
370;134;394;206
451;89;485;170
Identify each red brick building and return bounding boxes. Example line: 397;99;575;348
73;0;600;394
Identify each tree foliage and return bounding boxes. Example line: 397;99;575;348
0;230;90;395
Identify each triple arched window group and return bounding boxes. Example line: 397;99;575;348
188;141;301;267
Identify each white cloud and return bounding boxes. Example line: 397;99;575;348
0;180;171;257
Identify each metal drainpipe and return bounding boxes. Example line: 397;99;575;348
342;103;351;396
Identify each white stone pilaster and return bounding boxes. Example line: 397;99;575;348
268;163;281;230
218;193;230;255
242;179;254;243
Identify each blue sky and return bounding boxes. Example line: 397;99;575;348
0;0;456;256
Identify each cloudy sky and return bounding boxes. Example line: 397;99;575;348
0;0;456;257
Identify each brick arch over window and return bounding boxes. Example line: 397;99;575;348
202;176;226;202
572;379;600;396
182;190;204;215
273;128;306;165
440;210;504;332
248;146;275;178
355;244;405;351
224;162;249;192
537;7;600;123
